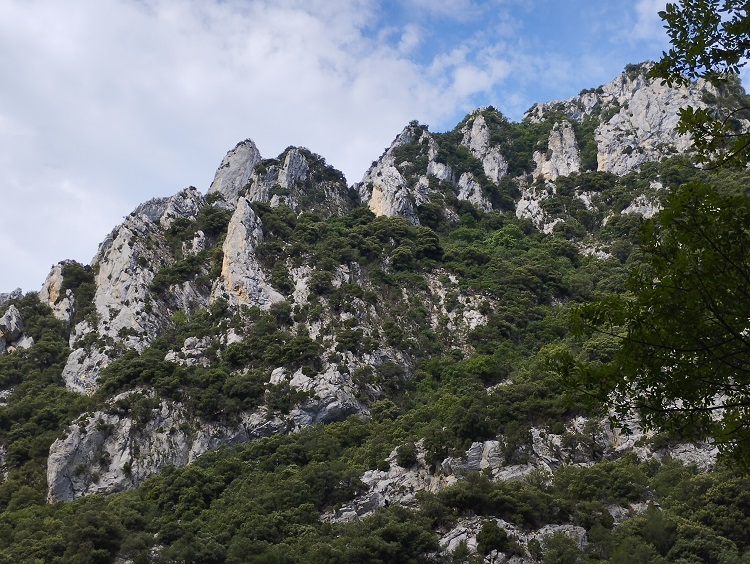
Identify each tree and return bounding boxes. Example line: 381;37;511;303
565;183;750;463
556;0;750;466
650;1;750;167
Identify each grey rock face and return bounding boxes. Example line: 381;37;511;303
532;120;581;180
356;121;495;221
0;304;33;355
0;288;22;307
211;197;284;308
438;517;587;561
159;186;206;230
328;414;718;526
247;148;343;214
272;364;366;427
357;125;423;222
457;173;492;213
460;111;508;184
48;364;371;501
527;62;715;175
61;348;112;395
211;142;351;217
47;391;287;502
164;336;212;367
39;261;76;325
63;188;211;393
208;139;263;206
0;305;24;342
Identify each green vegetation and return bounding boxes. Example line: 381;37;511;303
565;180;750;465
0;295;93;513
651;0;750;167
3;40;750;559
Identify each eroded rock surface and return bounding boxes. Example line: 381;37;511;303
527;62;719;175
47;391;286;502
208;139;263;206
533;120;581;180
357;125;423;222
211;197;284;308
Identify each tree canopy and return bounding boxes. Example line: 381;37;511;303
566;183;750;463
651;0;750;167
565;1;750;465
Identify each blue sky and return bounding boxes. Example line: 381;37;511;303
0;0;672;292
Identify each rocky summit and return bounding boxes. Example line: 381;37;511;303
1;63;749;563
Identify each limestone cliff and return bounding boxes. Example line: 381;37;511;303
526;62;715;175
208;139;263;206
211;197;284;309
60;187;210;393
5;61;739;512
209;142;352;217
356;124;425;222
532;120;581;181
47;391;286;501
0;304;33;354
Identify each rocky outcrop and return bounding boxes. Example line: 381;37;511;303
245;147;309;204
356;120;496;221
61;348;111;394
48;364;370;502
439;517;587;561
0;288;22;307
47;391;287;502
244;147;351;218
62;187;210;393
357;125;423;222
39;261;76;324
594;71;700;175
460;112;509;184
211;197;284;308
158;186;206;230
0;305;24;342
526;62;715;175
532;121;581;180
164;336;212;367
270;364;366;427
0;304;33;354
209;142;351;217
327;415;717;524
622;191;662;218
457;173;492;213
208;139;263;206
516;181;561;233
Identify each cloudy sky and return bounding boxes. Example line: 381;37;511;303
1;0;672;292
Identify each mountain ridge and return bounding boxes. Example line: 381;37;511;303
0;62;748;563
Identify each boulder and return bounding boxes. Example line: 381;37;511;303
0;305;24;342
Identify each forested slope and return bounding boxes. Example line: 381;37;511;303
0;63;749;563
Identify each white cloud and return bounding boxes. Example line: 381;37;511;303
631;0;669;45
0;0;522;291
0;0;672;292
405;0;485;20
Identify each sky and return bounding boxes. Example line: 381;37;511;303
0;0;673;293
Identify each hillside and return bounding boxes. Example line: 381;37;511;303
1;63;750;563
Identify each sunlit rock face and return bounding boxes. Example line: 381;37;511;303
460;112;508;184
61;187;209;394
357;125;422;222
210;197;284;309
527;62;715;175
208;139;263;206
533;120;581;181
